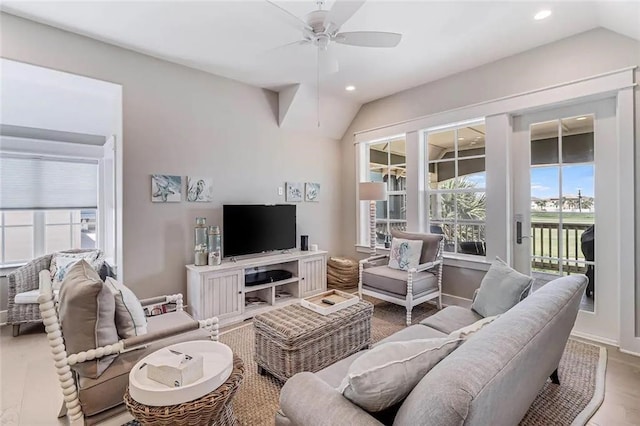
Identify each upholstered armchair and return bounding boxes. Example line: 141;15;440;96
37;270;219;426
8;249;112;336
359;230;444;326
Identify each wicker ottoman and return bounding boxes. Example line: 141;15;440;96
254;301;373;381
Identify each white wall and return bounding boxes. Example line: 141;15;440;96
0;13;342;303
340;28;640;299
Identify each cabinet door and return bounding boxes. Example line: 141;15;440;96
300;256;327;297
202;270;243;320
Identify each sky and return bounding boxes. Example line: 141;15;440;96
456;164;594;199
531;164;594;199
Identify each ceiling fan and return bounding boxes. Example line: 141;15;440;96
266;0;402;53
265;0;402;126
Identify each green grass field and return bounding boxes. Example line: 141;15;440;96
531;211;594;224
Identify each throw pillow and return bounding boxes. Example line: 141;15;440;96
471;257;534;317
50;250;101;290
388;238;423;271
104;277;148;339
448;315;499;340
58;260;119;378
338;337;462;412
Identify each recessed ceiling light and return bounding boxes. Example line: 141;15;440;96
576;116;587;121
534;10;552;20
345;85;356;91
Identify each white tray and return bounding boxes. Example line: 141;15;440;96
300;289;359;315
129;340;233;407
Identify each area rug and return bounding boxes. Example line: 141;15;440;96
124;300;606;426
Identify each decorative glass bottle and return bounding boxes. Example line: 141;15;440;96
194;217;208;266
208;225;222;266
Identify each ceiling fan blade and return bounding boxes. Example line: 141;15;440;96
265;0;314;35
334;31;402;48
325;0;366;33
267;39;310;52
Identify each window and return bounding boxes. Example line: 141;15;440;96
425;122;486;256
0;155;99;267
365;136;406;247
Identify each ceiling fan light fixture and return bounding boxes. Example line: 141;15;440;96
345;85;356;91
534;10;552;20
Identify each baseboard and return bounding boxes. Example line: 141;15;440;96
619;348;640;357
0;310;7;326
571;330;619;347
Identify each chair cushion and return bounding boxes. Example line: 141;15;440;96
391;230;443;264
362;266;437;297
78;313;211;417
15;289;59;304
388;238;423;271
338;337;462;412
104;277;147;339
58;260;119;379
471;257;534;317
420;306;484;334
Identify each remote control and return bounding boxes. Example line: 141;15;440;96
321;299;335;305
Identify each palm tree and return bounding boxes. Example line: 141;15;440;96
432;178;486;242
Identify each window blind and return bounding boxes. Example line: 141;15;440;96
0;155;98;210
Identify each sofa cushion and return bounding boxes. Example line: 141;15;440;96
448;315;499;340
471;257;534;317
391;230;442;264
339;337;462;412
58;260;119;379
362;266;437;297
317;351;365;388
388;238;423;271
77;312;210;417
420;305;483;334
376;324;448;345
104;277;147;339
315;325;447;389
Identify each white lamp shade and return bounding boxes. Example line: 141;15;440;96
359;182;387;201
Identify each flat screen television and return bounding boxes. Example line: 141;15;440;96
223;204;296;257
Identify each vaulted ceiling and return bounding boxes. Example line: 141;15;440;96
2;1;638;139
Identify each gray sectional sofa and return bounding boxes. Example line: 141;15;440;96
276;274;588;426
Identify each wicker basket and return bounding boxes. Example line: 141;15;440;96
124;355;244;426
327;257;359;290
254;301;373;382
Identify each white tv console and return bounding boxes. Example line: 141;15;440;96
186;250;328;326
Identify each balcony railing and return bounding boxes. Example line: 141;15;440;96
531;222;592;274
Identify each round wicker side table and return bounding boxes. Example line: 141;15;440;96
124;355;245;426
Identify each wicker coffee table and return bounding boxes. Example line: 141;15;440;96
124;355;244;426
254;301;373;381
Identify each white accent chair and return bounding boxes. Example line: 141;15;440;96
359;230;444;326
37;270;219;426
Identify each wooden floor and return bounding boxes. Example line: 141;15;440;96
583;339;640;426
1;323;639;425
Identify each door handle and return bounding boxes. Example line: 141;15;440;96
516;221;530;244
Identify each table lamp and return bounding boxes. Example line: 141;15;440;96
359;182;388;255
